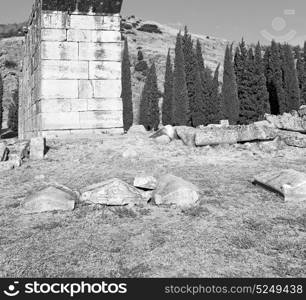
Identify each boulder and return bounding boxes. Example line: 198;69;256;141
150;125;178;140
134;175;157;190
253;169;306;203
21;185;77;214
175;126;197;147
195;127;239;146
0;143;9;161
30;137;46;160
80;178;144;206
153;174;200;208
155;135;171;145
0;161;15;172
220;120;230;127
258;137;284;153
298;105;306;117
278;131;306;148
265;113;306;133
237;123;278;142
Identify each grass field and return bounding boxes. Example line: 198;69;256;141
0;133;305;278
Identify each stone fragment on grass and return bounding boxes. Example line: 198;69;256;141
0;161;15;172
278;131;306;148
195;127;239;146
155;135;171;145
21;185;77;214
0;142;9;161
30;137;46;160
128;125;147;135
150;125;178;140
134;175;157;190
153;174;200;208
122;148;138;159
175;126;197;147
265;113;306;133
80;178;144;206
253;169;306;203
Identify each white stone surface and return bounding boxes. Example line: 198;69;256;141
41;112;80;130
41;80;79;99
42;12;68;29
93;80;122;98
41;60;89;80
67;29;121;42
78;42;122;61
89;61;121;79
87;98;123;111
41;29;67;41
41;41;78;60
79;111;123;129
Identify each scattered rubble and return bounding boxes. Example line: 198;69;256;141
265;112;306;133
134;175;157;190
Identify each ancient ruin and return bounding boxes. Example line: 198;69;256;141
18;0;124;139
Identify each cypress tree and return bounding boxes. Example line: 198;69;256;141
172;32;189;126
264;41;286;114
121;39;133;132
301;41;306;105
139;63;160;131
162;49;174;125
281;44;300;111
222;44;239;124
254;42;270;117
296;49;304;92
211;64;222;123
0;72;3;134
8;87;18;132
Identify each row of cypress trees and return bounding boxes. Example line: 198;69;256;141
121;34;305;132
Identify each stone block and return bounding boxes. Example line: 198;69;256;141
79;111;123;129
102;16;121;31
78;42;122;61
41;80;79;99
78;80;94;98
41;60;89;80
41;29;67;41
93;80;122;98
89;61;121;80
68;15;104;30
40;99;72;113
41;112;80;130
30;137;46;160
41;41;78;60
87;98;123;111
67;29;121;42
41;12;68;29
71;99;88;112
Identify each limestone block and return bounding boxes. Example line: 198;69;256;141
93;80;122;98
42;12;68;29
67;15;104;30
41;29;67;41
71;99;88;112
79;111;123;129
41;60;89;80
89;61;121;80
41;41;78;60
30;137;46;160
87;98;123;111
41;112;80;130
67;29;121;42
102;16;121;31
40;99;72;113
79;80;94;98
41;80;78;99
78;42;122;61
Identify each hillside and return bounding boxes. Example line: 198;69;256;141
0;17;229;127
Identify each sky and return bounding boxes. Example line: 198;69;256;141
1;0;306;45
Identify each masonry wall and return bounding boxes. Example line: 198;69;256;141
19;0;124;139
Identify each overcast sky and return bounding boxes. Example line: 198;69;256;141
1;0;306;45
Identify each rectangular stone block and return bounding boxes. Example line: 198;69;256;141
41;60;89;79
89;61;121;79
42;12;68;29
78;42;122;61
41;41;78;60
79;80;94;98
102;16;121;31
41;80;79;99
40;99;71;113
71;99;88;112
93;80;122;98
41;112;80;130
67;29;121;42
41;29;67;41
87;98;123;111
79;111;123;129
68;15;104;30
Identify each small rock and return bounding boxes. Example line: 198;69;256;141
155;135;171;145
258;137;284;153
30;137;46;160
21;185;77;214
128;125;148;135
153;174;200;209
298;105;306;117
220;120;230;127
150;125;178;140
278;131;306;148
175;126;197;147
134;176;157;190
80;178;145;206
0;143;9;161
0;161;15;172
34;174;46;181
122;149;138;159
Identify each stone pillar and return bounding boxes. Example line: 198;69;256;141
19;0;124;139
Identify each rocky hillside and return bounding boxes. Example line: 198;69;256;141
0;17;229;127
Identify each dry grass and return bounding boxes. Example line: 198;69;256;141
0;134;305;278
